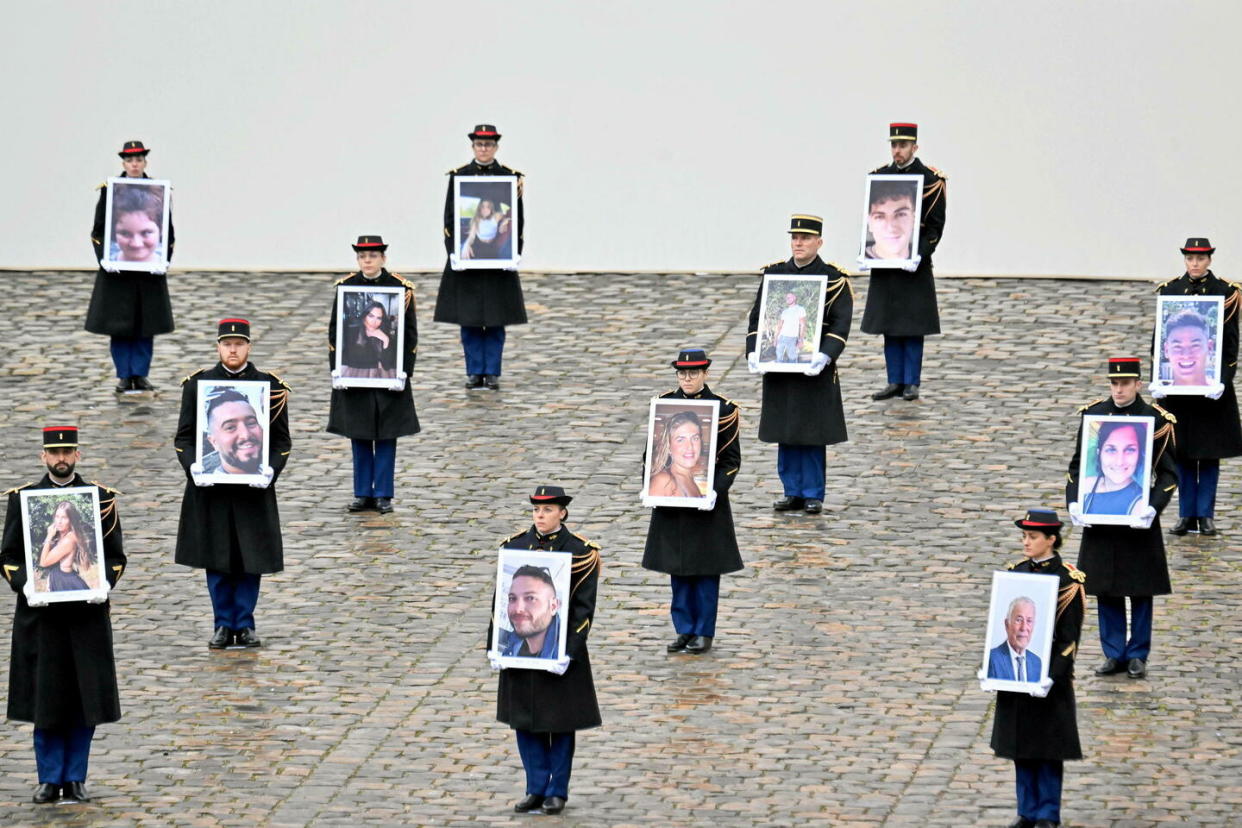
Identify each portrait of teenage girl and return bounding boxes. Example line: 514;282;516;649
461;197;513;260
35;499;99;592
341;298;398;379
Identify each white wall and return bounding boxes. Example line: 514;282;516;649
3;1;1239;278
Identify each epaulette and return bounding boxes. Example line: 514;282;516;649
181;368;206;385
658;390;676;399
267;371;292;391
759;259;784;273
1152;403;1176;424
2;482;34;496
929;166;947;179
500;532;523;546
870;165;887;174
1064;563;1086;583
1076;398;1106;414
95;181;107;191
827;262;851;275
393;273;417;291
334;274;353;285
572;532;600;551
90;480;121;495
1155;277;1177;291
1005;559;1022;570
448;163;472;175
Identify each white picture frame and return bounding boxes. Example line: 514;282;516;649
492;548;572;670
1078;414;1155;525
755;274;828;372
195;379;272;485
1152;295;1225;396
333;285;406;388
19;487;110;605
979;570;1059;694
451;175;520;270
857;174;923;269
642;398;720;508
100;177;172;273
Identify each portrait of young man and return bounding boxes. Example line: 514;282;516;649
201;388;265;475
501;565;563;659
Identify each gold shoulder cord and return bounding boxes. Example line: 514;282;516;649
181;368;206;385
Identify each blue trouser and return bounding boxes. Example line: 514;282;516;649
1014;759;1063;824
883;335;924;386
1177;459;1220;518
1097;595;1153;661
109;336;154;378
515;730;575;799
460;326;506;376
670;575;720;637
351;438;397;498
34;726;94;784
206;570;262;630
775;335;799;362
777;444;826;500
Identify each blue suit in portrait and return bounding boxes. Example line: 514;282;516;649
500;614;561;659
987;641;1041;682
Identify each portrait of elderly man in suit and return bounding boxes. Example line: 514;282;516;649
987;596;1042;682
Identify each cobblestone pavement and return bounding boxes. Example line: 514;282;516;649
0;269;1239;827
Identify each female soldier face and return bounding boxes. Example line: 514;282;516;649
1099;426;1140;486
122;154;148;177
357;250;385;277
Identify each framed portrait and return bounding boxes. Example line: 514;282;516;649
857;174;923;268
19;487;109;605
1078;415;1154;524
492;548;572;670
1153;295;1225;395
979;571;1059;693
333;285;405;388
642;398;720;508
100;177;172;273
755;274;827;372
452;175;519;270
195;379;271;485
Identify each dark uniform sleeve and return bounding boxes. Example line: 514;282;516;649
1065;412;1085;507
98;486;126;588
268;378;293;480
166;203;176;262
1;489;28;593
327;284;341;370
819;273;853;362
173;376;199;474
1149;413;1178;514
745;275;764;356
443;172;456;255
1223;284;1239;386
1048;571;1086;681
402;282;418;376
919;171;947;259
713;401;742;493
515;171;525;257
564;543;600;662
91;186;106;262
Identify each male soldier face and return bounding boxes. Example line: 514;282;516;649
532;503;566;535
507;574;560;641
472;139;499;165
41;447;80;480
122;154;148;178
1184;253;1211;279
890;139;917;167
1004;599;1035;654
217;336;251;371
1109;377;1141;407
676;368;707;395
208;400;264;474
868;195;915;260
1164;324;1210;386
789;232;823;265
357;250;386;278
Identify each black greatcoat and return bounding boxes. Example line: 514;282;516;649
2;474;126;728
85;173;176;337
991;554;1085;761
1066;395;1177;597
1156;271;1242;459
327;271;421;441
174;363;291;575
643;386;744;576
495;526;602;733
433;160;529;328
860;158;946;337
746;256;853;445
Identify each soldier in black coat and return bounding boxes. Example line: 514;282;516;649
745;214;853;514
175;319;291;649
642;348;742;654
1152;237;1242;536
327;236;420;514
433;124;528;391
489;486;601;816
860;123;947;402
84;140;176;394
1;426;126;804
1066;358;1177;680
989;509;1085;828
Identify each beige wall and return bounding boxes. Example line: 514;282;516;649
3;1;1239;277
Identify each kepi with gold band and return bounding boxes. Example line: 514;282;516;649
42;426;80;449
217;318;251;342
788;214;823;236
1107;357;1142;380
888;122;918;142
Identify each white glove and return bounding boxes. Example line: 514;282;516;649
1206;382;1226;400
976;667;990;692
804;352;831;376
388;370;408;392
545;656;571;676
696;489;718;511
87;594;107;605
1030;677;1053;698
746;351;761;374
1130;505;1157;529
151;265;168;276
503;255;522;272
900;255;923;273
449;254;465;271
190;461;214;487
1067;501;1090;528
854;257;872;272
1148;380;1168;399
248;464;274;489
487;650;504;671
26;596;49;608
101;261;120;273
330;367;347;390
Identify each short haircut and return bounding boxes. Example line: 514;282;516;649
1007;596;1036;619
511;565;556;592
869;180;916;210
205;388;256;426
1165;309;1210;337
